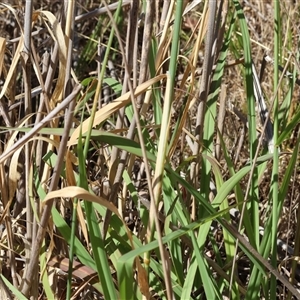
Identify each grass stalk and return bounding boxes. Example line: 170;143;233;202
145;1;184;298
270;0;280;298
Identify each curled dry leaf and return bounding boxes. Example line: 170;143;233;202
38;10;67;106
8;147;23;202
68;74;167;146
43;186;134;249
0;3;23;33
0;36;23;100
43;186;119;215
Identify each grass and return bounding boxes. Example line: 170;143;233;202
0;0;299;299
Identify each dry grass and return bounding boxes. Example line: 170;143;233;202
0;0;299;299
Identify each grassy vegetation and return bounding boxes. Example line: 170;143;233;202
0;0;299;299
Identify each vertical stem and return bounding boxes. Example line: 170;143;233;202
63;2;77;298
271;1;280;298
20;86;81;297
145;1;184;298
190;0;216;189
22;0;34;296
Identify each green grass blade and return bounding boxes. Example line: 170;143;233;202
269;1;281;296
0;275;28;300
232;0;259;250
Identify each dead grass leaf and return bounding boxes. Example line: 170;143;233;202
136;258;150;299
43;186;135;249
0;37;5;78
8;148;22;202
39;10;67;106
0;36;23;100
68;74;167;146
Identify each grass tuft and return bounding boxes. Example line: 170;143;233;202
0;1;299;299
